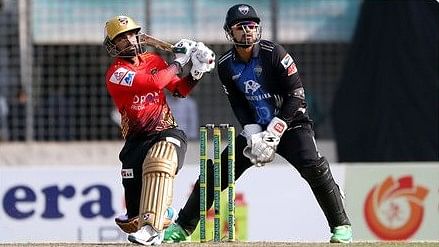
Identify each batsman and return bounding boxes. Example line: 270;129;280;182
164;4;352;243
103;16;215;245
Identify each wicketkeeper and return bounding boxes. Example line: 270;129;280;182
164;4;352;243
103;15;215;245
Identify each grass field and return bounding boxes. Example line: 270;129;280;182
1;242;439;247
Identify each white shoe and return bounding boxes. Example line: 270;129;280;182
128;224;164;246
127;207;177;245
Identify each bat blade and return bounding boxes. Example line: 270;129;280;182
140;34;173;52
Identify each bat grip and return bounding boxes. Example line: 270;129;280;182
172;46;186;54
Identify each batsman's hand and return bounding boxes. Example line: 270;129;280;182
190;42;215;80
173;39;197;67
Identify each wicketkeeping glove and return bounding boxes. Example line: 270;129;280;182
250;117;287;164
190;42;215;80
173;39;198;67
241;124;265;167
243;146;265;167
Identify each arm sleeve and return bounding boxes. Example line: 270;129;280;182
218;62;254;126
272;45;307;126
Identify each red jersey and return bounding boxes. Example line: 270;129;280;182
105;53;195;138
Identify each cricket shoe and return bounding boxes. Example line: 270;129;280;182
128;224;164;246
163;222;191;243
127;207;177;245
330;225;353;243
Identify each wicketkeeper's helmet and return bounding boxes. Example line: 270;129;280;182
224;4;260;30
223;4;262;47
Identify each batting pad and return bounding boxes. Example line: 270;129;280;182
138;141;178;231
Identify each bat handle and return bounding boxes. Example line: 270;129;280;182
172;46;186;54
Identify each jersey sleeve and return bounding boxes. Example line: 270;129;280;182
166;75;199;97
218;61;254;126
272;44;307;126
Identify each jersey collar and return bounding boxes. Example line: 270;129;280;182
232;43;261;63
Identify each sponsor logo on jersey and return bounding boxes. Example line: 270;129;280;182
245;93;271;101
244;80;261;94
110;67;135;87
287;63;297;76
132;92;160;107
280;54;294;69
109;67;128;84
121;71;135;86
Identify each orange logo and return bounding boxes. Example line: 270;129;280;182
364;176;429;240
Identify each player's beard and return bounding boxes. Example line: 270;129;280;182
119;46;137;57
234;34;256;48
117;39;141;57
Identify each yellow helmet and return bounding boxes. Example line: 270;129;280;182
104;16;145;57
104;16;141;41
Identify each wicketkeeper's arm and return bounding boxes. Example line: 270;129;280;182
272;45;306;126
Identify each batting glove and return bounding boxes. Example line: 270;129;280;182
190;42;215;80
173;39;197;67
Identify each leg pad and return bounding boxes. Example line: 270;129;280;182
298;157;351;229
138;141;178;231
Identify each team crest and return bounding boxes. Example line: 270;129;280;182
118;16;128;26
254;65;262;77
238;5;249;15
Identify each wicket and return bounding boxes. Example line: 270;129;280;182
199;124;235;242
